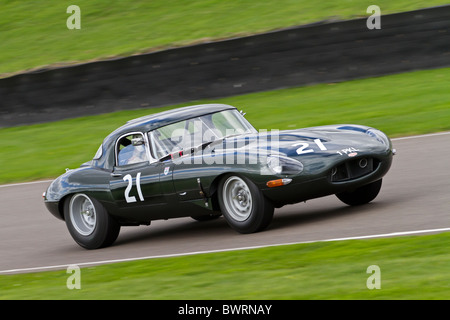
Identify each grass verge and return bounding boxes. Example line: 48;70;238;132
1;232;449;299
1;0;448;76
0;67;449;184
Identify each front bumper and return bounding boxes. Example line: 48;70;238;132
44;200;64;221
261;154;392;206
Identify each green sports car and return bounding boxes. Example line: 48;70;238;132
43;104;394;249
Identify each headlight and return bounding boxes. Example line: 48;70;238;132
365;128;390;146
267;155;304;175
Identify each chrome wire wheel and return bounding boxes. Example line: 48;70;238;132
69;194;97;236
222;176;253;222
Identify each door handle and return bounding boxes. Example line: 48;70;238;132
111;173;122;178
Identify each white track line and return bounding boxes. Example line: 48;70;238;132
0;179;53;188
1;227;449;274
391;131;450;141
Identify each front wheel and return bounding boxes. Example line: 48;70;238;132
336;179;382;206
64;193;121;249
218;175;274;234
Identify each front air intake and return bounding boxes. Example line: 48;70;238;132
330;158;380;182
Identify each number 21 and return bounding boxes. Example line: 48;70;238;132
294;139;327;155
123;172;144;203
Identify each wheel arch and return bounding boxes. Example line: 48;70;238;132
207;169;266;212
208;172;231;212
54;189;114;221
58;194;72;220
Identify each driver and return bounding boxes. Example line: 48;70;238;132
118;141;148;165
127;144;147;164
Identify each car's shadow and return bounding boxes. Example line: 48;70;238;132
113;198;393;247
271;200;391;229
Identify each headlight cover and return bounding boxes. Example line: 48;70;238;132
365;128;390;146
267;155;304;175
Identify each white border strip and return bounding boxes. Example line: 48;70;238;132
1;227;449;274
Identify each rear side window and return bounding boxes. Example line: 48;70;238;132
116;133;149;166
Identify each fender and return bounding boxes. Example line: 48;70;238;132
44;166;112;220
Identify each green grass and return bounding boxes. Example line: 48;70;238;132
0;67;449;184
1;232;449;299
1;0;448;77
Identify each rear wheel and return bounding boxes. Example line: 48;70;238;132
218;175;274;234
64;193;120;249
336;179;382;206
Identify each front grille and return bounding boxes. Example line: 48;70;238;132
330;157;379;182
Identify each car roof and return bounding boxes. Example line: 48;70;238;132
103;103;237;146
94;104;238;170
113;103;236;135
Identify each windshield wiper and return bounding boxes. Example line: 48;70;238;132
159;141;214;162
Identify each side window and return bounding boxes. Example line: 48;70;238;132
116;133;149;166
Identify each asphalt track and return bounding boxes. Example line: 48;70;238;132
1;132;449;274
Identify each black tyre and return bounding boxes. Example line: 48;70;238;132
336;179;382;206
218;175;274;234
64;193;121;249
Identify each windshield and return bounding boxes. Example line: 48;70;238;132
148;109;256;159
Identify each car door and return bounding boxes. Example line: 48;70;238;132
110;162;163;208
109;132;165;217
172;156;204;201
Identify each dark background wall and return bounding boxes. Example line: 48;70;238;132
0;5;449;127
